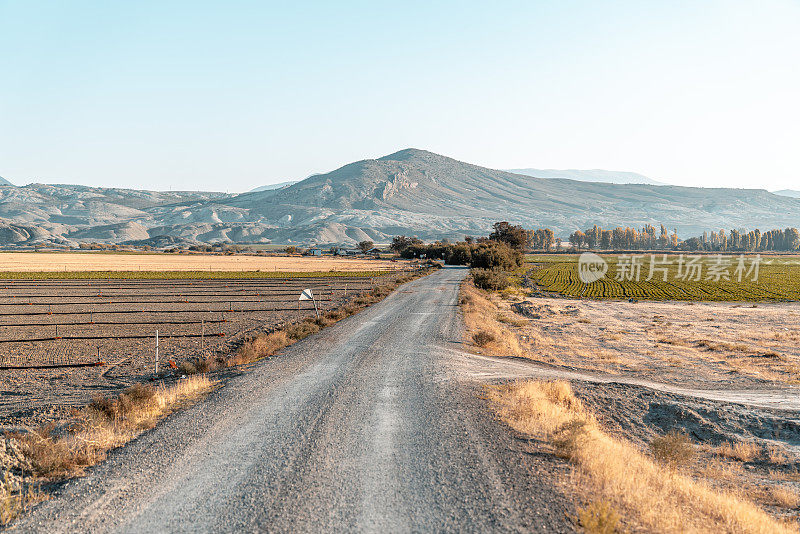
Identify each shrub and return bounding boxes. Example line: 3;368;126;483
195;357;219;374
470;243;522;270
286;320;320;341
445;244;472;265
471;268;509;290
124;383;157;405
650;430;694;468
715;440;759;462
472;330;495;347
576;500;622;534
552;419;592;459
178;361;198;375
90;383;157;421
232;331;289;365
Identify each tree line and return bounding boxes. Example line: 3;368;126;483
390;221;800;259
680;228;800;252
569;225;800;251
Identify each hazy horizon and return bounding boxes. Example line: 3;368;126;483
1;1;798;193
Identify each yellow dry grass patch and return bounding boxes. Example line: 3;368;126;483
715;441;761;463
0;479;46;527
2;376;212;526
0;252;394;273
460;282;523;357
487;380;795;534
768;487;800;509
16;376;213;479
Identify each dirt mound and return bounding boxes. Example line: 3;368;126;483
511;301;580;319
574;382;800;450
511;301;554;318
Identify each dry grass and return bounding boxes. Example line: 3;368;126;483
650;430;695;469
487;380;794;533
575;500;622;534
697;340;754;353
0;252;396;273
472;331;496;347
0;478;46;527
766;444;789;465
656;336;691;347
496;314;528;327
460;282;524;357
767;487;800;509
715;440;761;463
232;331;291;366
1;376;212;526
13;376;213;479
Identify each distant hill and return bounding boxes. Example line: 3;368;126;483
248;181;298;193
0;176;14;186
0;149;797;247
507;168;665;185
774;189;800;199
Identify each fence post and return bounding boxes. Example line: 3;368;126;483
155;329;159;375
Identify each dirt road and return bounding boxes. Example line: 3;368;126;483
13;267;573;533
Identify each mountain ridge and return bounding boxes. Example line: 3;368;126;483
0;149;797;247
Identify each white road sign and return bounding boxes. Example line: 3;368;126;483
299;289;314;301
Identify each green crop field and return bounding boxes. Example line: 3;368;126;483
522;254;800;301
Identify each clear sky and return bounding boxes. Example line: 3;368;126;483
1;0;798;193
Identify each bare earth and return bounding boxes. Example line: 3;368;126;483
0;252;396;272
495;295;800;388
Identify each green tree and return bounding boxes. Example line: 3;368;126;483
489;221;529;250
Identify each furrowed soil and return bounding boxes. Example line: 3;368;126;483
0;274;399;432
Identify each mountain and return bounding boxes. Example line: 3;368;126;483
0;176;14;187
0;149;798;247
249;181;298;193
774;189;800;199
507;168;665;185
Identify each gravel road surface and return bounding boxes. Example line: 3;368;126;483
12;267;573;533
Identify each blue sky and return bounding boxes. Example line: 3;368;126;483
1;0;798;192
